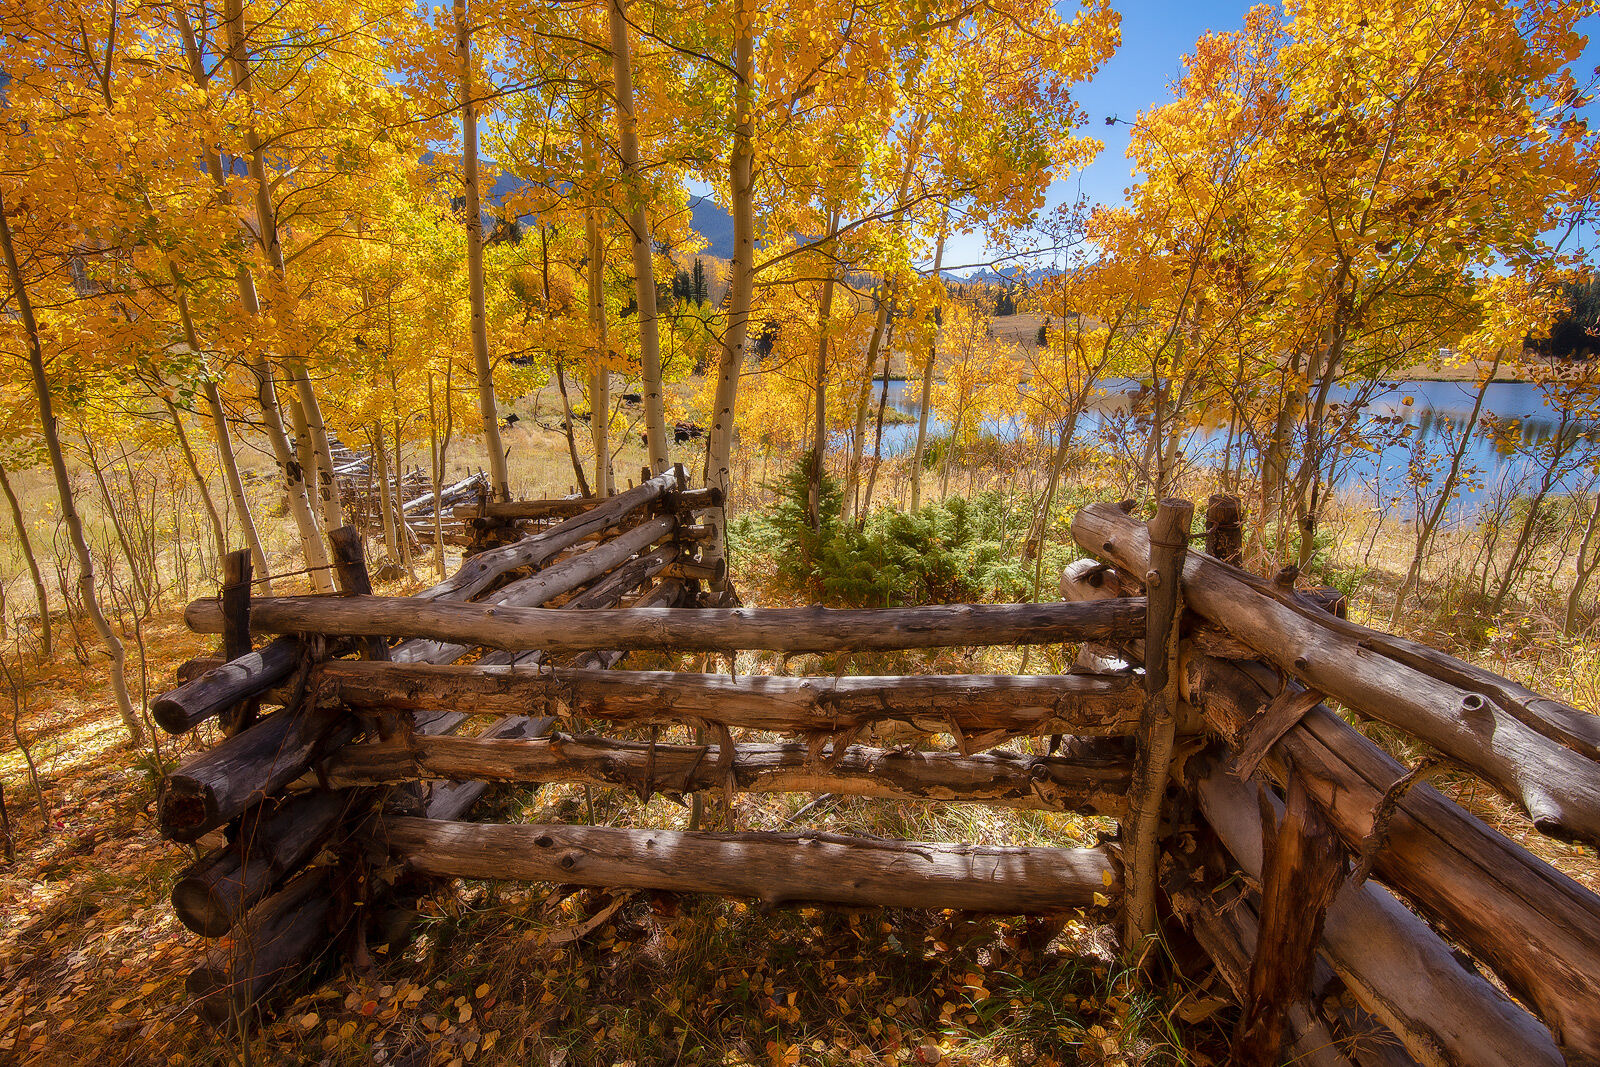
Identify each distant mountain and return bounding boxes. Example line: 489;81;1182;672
941;266;1056;286
688;196;735;260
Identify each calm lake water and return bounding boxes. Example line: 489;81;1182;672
866;377;1598;509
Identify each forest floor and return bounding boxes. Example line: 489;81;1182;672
1;441;1597;1065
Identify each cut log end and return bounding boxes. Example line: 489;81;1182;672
172;876;233;938
159;783;216;843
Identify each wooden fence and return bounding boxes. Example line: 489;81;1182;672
150;482;1600;1066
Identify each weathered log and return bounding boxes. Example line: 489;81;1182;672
1124;499;1191;954
1163;842;1380;1067
670;486;722;511
1192;751;1562;1067
154;638;307;735
562;547;675;609
171;790;355;937
662;556;726;582
323;734;1133;816
218;550;258;734
327;526;390;662
158;700;352;842
1234;766;1346;1065
382;818;1120;913
186;865;346;1027
1182;652;1600;1059
307;662;1148;737
1073;502;1600;841
470;550;676;668
469;496;593;520
412;469;680;604
162;500;655;731
387;515;677;664
422;715;553;822
169;706;474;936
184;595;1147;653
405;473;483;514
1204;494;1243;567
676;522;716;542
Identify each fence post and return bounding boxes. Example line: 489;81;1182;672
328;527;390;662
218;549;258;734
1205;494;1242;567
1123;498;1192;961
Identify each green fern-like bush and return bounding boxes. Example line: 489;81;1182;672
730;457;1041;607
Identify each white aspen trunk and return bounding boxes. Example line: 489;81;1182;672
0;204;144;748
584;188;614;498
703;8;755;506
608;0;669;474
806;210;841;532
454;0;511;502
173;264;272;591
163;396;229;568
374;423;400;561
219;0;342;530
427;370;453;579
909;228;947;511
213;0;334;592
0;463;52;657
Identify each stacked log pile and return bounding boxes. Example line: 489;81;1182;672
326;434;488;548
1064;497;1600;1066
150;486;1600;1066
155;467;718;1022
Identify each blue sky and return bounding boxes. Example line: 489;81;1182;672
939;0;1600;272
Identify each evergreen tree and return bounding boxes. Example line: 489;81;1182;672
692;257;708;305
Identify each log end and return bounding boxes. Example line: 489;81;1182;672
159;779;219;843
185;965;240;1028
153;695;200;735
172;876;233;938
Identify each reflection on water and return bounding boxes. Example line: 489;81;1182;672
864;376;1599;507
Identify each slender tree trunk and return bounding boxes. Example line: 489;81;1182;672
393;419;416;572
555;358;594;497
1565;488;1600;635
0;203;144;748
703;7;755;506
163;396;229;568
1491;424;1572;613
454;0;511;501
0;463;51;658
427;369;454;579
220;0;343;530
289;362;342;532
806;210;841;532
608;0;669;473
80;432;153;616
1390;359;1497;627
858;321;897;525
843;290;893;522
583;178;614;497
206;0;334;592
909;229;947;511
374;423;400;561
173;265;270;589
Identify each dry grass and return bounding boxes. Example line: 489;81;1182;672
2;418;1599;1065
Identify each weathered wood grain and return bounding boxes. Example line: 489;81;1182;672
382;818;1121;913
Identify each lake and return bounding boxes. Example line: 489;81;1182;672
863;376;1599;509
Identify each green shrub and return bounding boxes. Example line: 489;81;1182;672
730;457;1041;607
